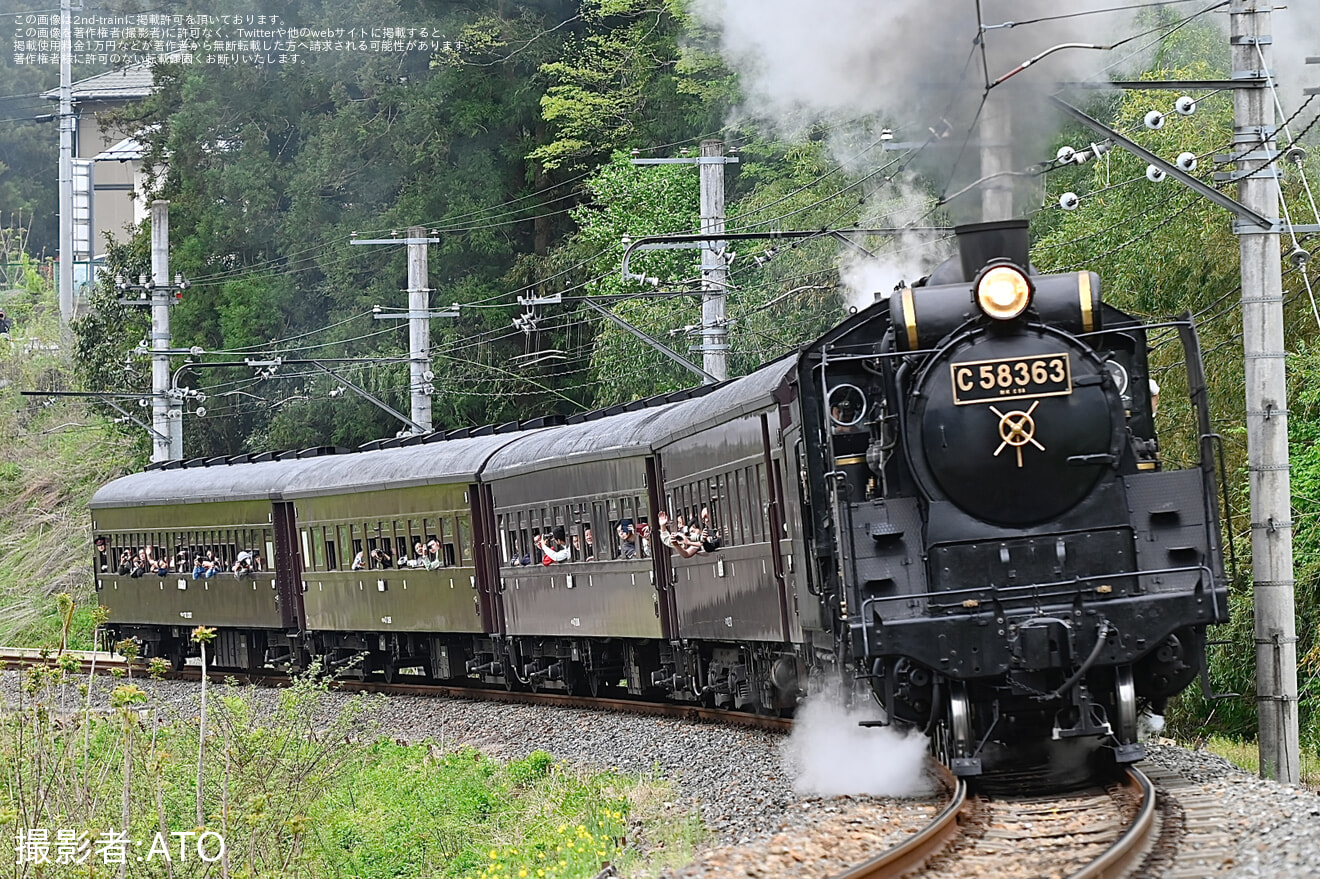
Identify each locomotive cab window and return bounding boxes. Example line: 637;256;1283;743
827;383;867;434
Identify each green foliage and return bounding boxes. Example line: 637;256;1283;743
0;658;699;878
530;0;723;173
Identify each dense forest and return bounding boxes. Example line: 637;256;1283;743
4;0;1320;749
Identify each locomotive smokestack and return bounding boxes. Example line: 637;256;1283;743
956;219;1031;279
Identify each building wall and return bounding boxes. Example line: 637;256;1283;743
76;106;146;257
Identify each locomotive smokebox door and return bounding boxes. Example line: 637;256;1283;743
911;328;1124;526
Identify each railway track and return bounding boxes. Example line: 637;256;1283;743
0;648;791;732
829;767;1156;879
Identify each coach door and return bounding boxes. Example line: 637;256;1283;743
272;501;305;632
646;456;678;639
761;414;793;643
473;482;502;634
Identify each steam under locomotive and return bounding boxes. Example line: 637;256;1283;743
91;221;1227;785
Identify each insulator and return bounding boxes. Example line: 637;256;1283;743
1059;192;1080;211
1146;165;1167;183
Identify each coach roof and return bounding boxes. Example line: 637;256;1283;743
90;457;328;509
480;355;797;480
278;433;527;498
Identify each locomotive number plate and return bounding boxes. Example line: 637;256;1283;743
950;353;1072;405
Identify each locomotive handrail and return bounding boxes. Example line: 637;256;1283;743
858;563;1216;626
1209;432;1240;587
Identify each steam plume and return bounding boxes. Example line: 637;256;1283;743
782;691;933;798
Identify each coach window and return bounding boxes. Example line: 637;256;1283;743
392;522;407;565
736;468;752;543
376;521;392;566
310;528;325;572
506;514;521;565
507;512;522;566
757;463;771;541
334;526;347;570
723;473;741;546
438;517;453;567
496;514;509;564
437;519;451;566
409;521;422;561
747;466;762;542
454;517;467;567
752;465;767;543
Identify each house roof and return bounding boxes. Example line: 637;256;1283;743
93;136;146;162
43;61;155;103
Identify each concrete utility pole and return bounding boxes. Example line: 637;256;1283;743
698;140;730;381
405;225;433;433
351;227;443;434
151;201;183;461
117;201;186;461
631;142;739;383
1231;0;1299;783
58;0;74;324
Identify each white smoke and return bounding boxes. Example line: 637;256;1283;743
782;691;934;797
690;1;1149;221
689;0;1144;125
1271;6;1320;118
837;176;954;310
839;231;951;310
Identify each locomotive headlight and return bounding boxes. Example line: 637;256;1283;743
974;263;1034;321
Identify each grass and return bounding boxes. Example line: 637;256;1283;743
1197;735;1320;788
0;664;705;878
0;277;140;649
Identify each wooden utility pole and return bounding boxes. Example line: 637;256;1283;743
1231;0;1299;783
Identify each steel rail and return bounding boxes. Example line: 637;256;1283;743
1067;766;1158;879
0;649;792;733
828;765;968;879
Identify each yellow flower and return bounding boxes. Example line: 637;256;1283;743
490;850;499;859
519;870;528;878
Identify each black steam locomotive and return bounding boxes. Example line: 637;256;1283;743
91;221;1226;785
